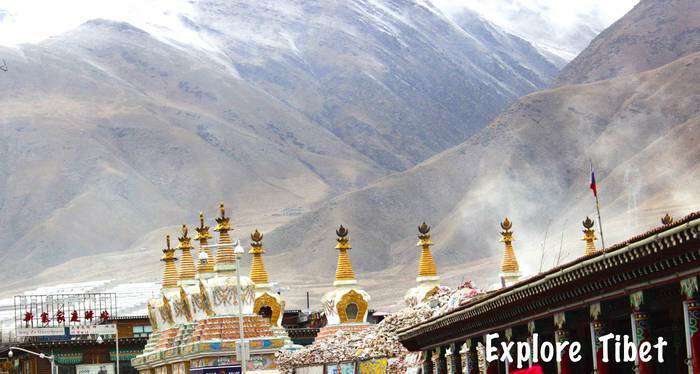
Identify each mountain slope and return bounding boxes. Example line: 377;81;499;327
555;0;700;85
24;51;699;311
260;51;700;308
184;0;558;169
0;0;557;282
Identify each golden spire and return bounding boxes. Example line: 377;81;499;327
249;229;269;284
194;212;214;274
417;222;438;278
661;213;673;225
177;224;196;281
499;218;520;274
334;225;356;282
161;235;179;289
213;203;235;270
582;216;597;256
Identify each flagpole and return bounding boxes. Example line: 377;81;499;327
594;192;606;250
590;160;606;250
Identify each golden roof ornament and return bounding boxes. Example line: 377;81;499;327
161;235;179;289
249;229;269;284
177;224;196;281
582;216;597;256
499;217;520;277
194;212;214;274
416;222;438;278
334;225;356;282
213;203;236;270
661;213;673;225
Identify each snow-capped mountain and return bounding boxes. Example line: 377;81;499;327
0;0;557;290
432;0;639;64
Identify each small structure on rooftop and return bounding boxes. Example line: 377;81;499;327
404;222;440;306
317;225;372;339
498;218;521;287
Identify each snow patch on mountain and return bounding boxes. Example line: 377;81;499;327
432;0;639;62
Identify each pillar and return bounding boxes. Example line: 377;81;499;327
448;342;463;374
682;277;700;374
589;303;610;374
462;339;479;374
527;321;536;368
432;346;448;374
554;312;572;374
423;349;434;374
504;328;516;373
630;291;655;374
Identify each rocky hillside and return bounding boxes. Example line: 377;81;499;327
0;0;557;282
22;51;699;311
555;0;700;85
262;51;700;282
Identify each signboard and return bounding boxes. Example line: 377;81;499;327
16;327;66;337
14;293;117;329
70;324;117;335
189;365;241;374
76;363;115;374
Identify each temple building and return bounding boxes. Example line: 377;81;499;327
316;225;372;339
398;213;700;374
132;204;291;373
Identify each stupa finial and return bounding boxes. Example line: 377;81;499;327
334;225;355;282
194;212;214;275
177;224;196;281
161;235;179;288
499;218;520;286
213;203;235;272
582;216;597;256
249;229;269;284
416;222;438;279
661;213;673;225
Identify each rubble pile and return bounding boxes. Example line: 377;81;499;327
276;281;481;373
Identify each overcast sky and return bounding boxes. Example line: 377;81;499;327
0;0;639;58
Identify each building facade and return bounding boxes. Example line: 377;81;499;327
398;213;700;374
131;204;292;374
0;316;151;374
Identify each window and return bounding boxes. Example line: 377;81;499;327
132;325;152;337
345;302;359;321
257;306;273;322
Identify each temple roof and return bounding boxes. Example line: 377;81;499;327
398;211;700;350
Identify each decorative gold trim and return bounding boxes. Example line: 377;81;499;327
173;287;193;322
422;286;439;302
147;303;159;332
158;295;174;324
337;290;368;323
195;280;214;316
254;293;282;325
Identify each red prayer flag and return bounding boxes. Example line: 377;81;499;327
590;161;597;197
